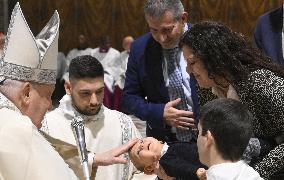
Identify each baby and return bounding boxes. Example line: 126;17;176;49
129;137;204;180
130;98;264;180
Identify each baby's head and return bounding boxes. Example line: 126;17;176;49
129;137;164;174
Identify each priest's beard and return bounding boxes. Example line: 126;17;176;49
71;96;101;116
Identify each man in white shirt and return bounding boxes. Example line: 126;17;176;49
66;34;93;67
113;36;134;111
197;99;263;180
91;35;120;69
42;55;155;180
91;36;120;109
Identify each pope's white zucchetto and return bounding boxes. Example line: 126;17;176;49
0;2;60;84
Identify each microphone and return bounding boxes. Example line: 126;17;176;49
71;116;90;180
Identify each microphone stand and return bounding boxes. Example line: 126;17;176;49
71;116;90;180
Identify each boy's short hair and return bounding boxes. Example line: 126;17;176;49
200;98;253;161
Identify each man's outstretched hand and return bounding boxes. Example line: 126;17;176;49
163;98;195;130
93;138;139;167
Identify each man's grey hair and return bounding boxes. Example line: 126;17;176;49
144;0;184;20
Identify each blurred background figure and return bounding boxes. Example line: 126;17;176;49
253;2;284;66
111;36;147;137
0;32;5;56
91;35;120;69
113;36;134;111
91;35;120;110
62;34;93;93
66;34;92;67
56;52;67;82
51;51;67;107
123;36;134;52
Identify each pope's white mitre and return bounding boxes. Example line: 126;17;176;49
0;2;60;84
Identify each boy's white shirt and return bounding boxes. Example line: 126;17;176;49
206;160;263;180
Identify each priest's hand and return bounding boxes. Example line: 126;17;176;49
93;138;139;167
163;98;195;130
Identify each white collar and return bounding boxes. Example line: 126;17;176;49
184;23;188;32
160;142;169;157
58;94;104;122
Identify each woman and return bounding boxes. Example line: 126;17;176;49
179;21;284;179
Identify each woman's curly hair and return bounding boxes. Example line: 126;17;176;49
179;21;284;84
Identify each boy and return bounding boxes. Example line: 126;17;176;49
197;98;263;180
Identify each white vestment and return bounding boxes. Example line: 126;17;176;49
57;52;67;80
66;48;93;67
0;93;77;180
91;47;120;70
42;95;154;180
112;50;129;89
206;160;263;180
91;47;120;92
